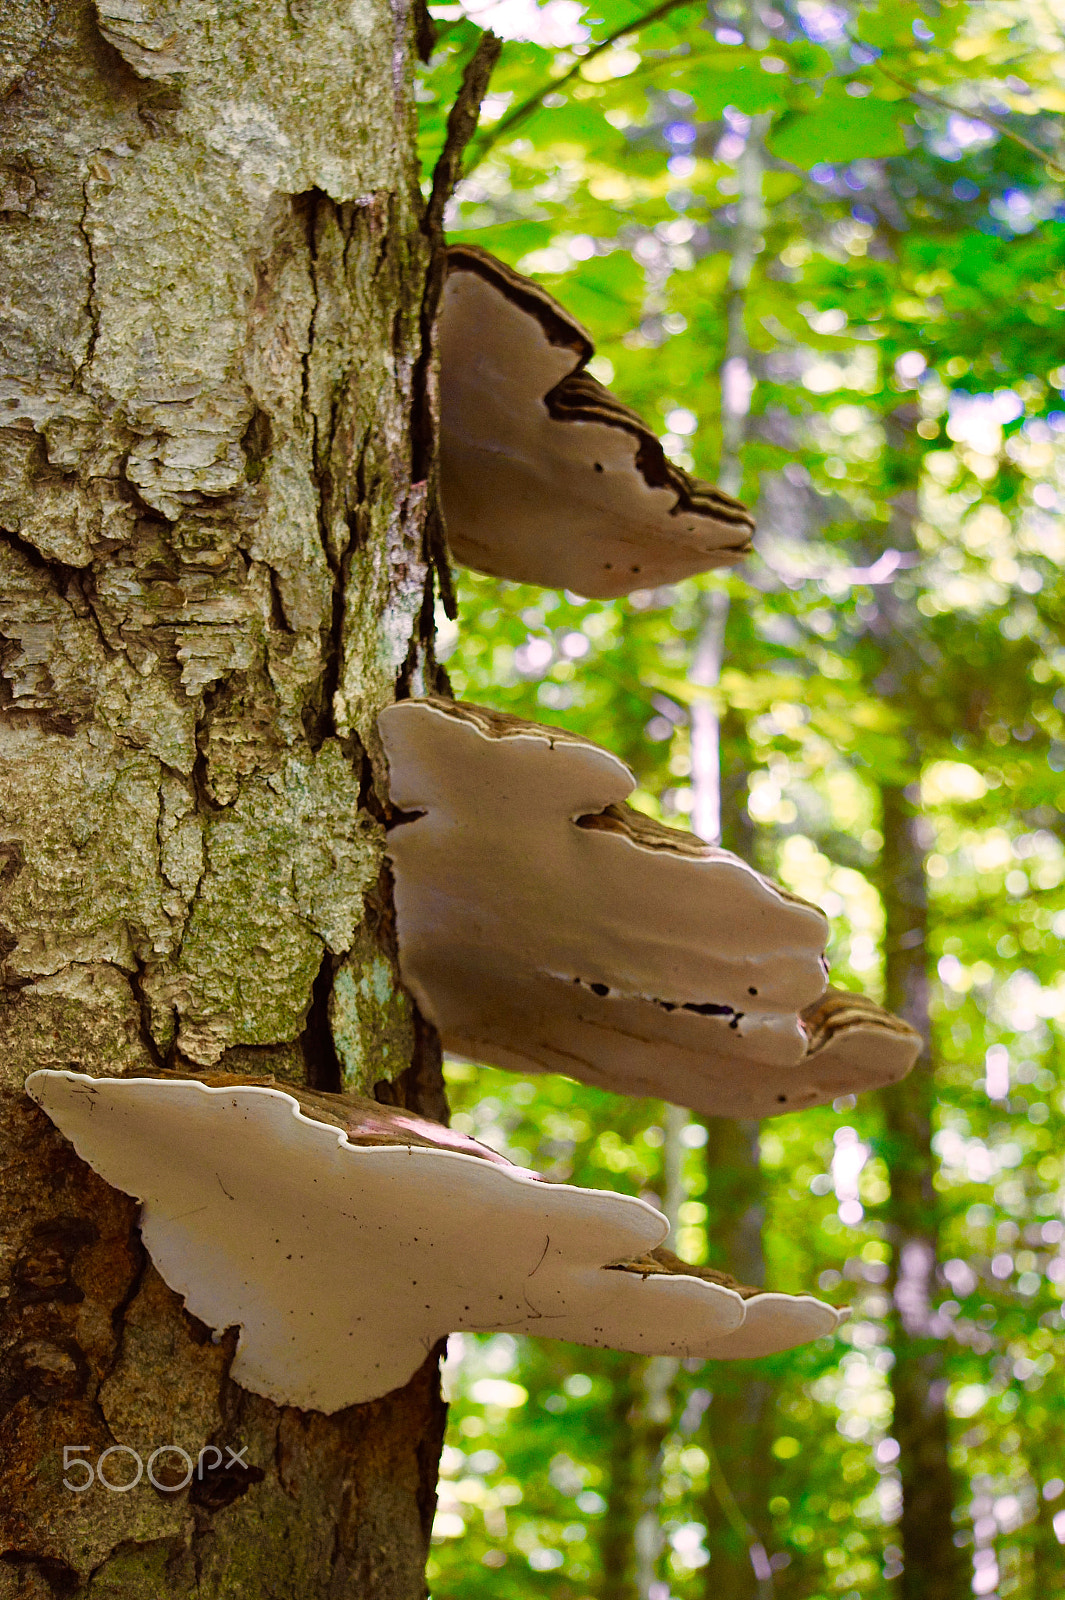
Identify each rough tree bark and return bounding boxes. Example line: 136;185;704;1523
0;2;452;1594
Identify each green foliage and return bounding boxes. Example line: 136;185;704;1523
768;82;910;166
417;0;1065;1594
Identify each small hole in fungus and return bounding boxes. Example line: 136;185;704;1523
777;1094;787;1103
594;462;604;473
748;986;758;996
590;982;609;997
630;565;640;573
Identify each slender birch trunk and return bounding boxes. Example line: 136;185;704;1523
0;2;449;1593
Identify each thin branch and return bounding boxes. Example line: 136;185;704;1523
425;28;504;236
469;0;704;167
852;37;1065;177
419;31;501;621
415;0;437;64
466;10;1063;180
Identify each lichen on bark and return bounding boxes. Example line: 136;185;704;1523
331;920;417;1095
0;0;448;1592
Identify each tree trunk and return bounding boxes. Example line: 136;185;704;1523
0;2;448;1594
632;1103;686;1600
699;1115;773;1600
598;1360;638;1599
697;714;774;1599
691;0;775;1557
876;415;964;1600
880;772;964;1600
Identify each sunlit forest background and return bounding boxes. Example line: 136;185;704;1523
416;2;1065;1595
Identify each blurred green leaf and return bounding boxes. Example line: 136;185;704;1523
768;81;911;166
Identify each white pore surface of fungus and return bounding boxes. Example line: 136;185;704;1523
379;697;920;1118
439;244;755;597
25;1072;842;1413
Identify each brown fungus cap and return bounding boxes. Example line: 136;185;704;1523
379;697;920;1118
25;1071;842;1412
439;244;755;597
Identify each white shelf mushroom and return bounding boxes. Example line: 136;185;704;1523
379;697;920;1118
25;1072;843;1413
439;244;755;597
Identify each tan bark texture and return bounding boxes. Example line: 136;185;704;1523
0;0;448;1593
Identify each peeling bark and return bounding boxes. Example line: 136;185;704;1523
0;1;447;1593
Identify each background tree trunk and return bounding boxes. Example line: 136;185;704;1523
596;1355;638;1598
698;709;774;1600
692;17;775;1575
0;2;448;1594
875;415;965;1600
880;772;962;1600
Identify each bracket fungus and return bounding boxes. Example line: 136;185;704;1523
25;1071;843;1412
379;697;921;1118
439;244;755;596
